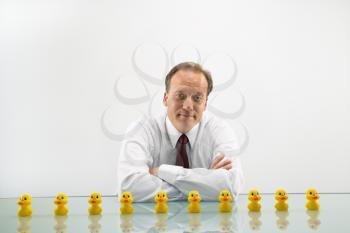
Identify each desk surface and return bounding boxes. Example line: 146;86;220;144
0;194;349;232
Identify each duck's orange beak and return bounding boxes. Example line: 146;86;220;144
280;196;287;201
253;196;259;201
222;196;229;201
312;195;318;200
17;200;24;205
91;199;96;204
55;199;62;205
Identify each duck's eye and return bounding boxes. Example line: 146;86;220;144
157;194;159;197
163;194;165;197
279;192;282;195
221;193;224;196
309;192;312;195
24;197;27;200
61;196;64;199
96;196;99;199
127;195;130;198
123;195;125;198
191;194;194;197
251;192;254;196
91;195;93;198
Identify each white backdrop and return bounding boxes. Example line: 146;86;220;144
1;0;350;198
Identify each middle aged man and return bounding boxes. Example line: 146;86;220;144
117;62;243;202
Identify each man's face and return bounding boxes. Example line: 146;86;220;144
163;69;208;133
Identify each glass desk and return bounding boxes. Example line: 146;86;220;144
1;194;349;232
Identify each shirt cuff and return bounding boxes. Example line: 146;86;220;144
158;164;183;184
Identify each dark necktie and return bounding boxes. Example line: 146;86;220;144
176;134;189;168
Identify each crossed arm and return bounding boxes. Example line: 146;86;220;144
118;119;244;202
118;146;243;202
149;154;232;175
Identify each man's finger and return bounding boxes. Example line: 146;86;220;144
222;164;233;170
210;154;225;168
213;159;232;169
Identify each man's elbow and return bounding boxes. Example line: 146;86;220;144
118;174;158;202
213;168;244;201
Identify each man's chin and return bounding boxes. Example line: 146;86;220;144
174;120;197;133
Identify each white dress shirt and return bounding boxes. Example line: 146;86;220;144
117;110;244;202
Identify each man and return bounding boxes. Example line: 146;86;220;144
117;62;243;202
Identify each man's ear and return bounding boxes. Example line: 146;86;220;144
163;92;168;107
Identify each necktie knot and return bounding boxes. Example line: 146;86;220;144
178;134;189;145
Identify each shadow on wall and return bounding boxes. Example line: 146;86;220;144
100;42;249;155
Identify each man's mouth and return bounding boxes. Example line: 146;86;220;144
177;113;194;118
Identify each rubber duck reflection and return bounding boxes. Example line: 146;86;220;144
248;211;262;230
17;216;32;233
53;215;67;233
306;210;321;230
219;213;233;232
187;213;201;232
275;211;289;230
120;214;133;233
154;213;168;233
88;215;102;233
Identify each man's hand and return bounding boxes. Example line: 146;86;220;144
210;154;232;170
149;167;159;176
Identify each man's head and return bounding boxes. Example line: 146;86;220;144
163;62;213;133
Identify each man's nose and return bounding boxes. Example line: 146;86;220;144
183;96;194;110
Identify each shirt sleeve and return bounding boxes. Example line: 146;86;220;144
158;158;243;201
157;118;244;201
117;119;185;202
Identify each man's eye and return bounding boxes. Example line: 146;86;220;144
176;93;186;100
192;95;202;103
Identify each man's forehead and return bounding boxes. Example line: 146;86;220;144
172;84;206;95
171;70;208;89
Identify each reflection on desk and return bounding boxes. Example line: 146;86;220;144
275;210;289;230
54;215;67;233
1;194;349;233
306;210;321;230
17;216;31;233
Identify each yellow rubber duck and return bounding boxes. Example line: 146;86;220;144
154;190;168;213
275;189;289;211
54;193;68;216
188;190;201;213
306;188;320;210
120;192;133;214
218;190;232;212
17;194;33;217
248;189;261;212
88;192;103;215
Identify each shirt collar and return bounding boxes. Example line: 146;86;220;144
166;116;199;149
